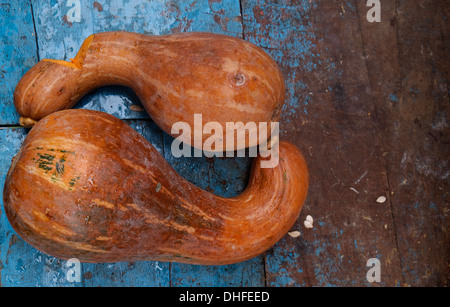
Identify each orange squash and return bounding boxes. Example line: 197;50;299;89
14;31;285;151
3;109;308;264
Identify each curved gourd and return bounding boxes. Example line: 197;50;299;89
3;109;308;265
14;31;286;151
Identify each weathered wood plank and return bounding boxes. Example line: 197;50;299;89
169;258;265;287
241;0;315;286
390;1;449;285
356;0;450;286
0;0;38;125
242;0;403;286
0;127;28;286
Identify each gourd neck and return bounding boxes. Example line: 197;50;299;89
43;33;140;90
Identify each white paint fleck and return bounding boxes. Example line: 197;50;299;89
154;262;163;271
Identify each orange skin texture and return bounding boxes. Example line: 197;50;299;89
14;31;286;151
3;110;309;265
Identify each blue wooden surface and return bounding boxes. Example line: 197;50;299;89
1;0;449;287
0;0;38;125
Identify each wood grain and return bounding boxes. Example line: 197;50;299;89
356;0;450;286
0;0;38;125
242;0;436;286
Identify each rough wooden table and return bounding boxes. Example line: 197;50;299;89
0;0;448;287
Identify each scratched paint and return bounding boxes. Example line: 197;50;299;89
242;0;334;286
0;0;38;125
242;0;324;118
33;0;242;60
0;128;28;286
93;0;242;36
265;238;307;287
241;0;412;287
170;258;265;287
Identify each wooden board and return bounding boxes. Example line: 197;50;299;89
242;0;403;286
355;0;450;286
0;0;38;125
0;0;448;287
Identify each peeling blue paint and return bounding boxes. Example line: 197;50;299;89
429;202;437;211
0;0;38;125
265;240;306;287
389;93;399;103
242;0;329;118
